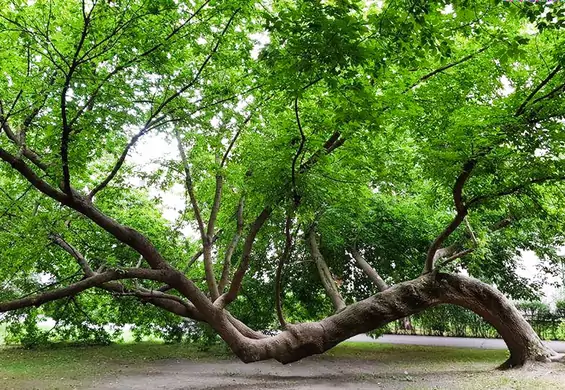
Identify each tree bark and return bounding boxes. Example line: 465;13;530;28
349;247;388;292
213;272;558;368
307;229;346;312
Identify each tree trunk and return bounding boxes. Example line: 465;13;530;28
212;272;559;368
399;317;413;332
436;273;558;368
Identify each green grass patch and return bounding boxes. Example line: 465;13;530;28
330;341;509;364
0;342;231;386
0;324;6;345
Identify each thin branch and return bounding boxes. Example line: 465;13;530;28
435;248;474;270
174;130;206;241
0;147;68;204
69;0;213;127
87;120;162;199
432;243;461;263
515;64;562;117
491;217;513;231
87;7;238;200
207;153;223;240
291;97;306;206
173;130;218;299
299;131;345;174
0;91;23;131
148;9;240;122
0;104;51;174
464;217;478;245
406;46;489;92
530;81;565;107
116;289;194;311
158;232;221;293
220;112;253;168
468;175;565;207
308;228;346;312
218;197;244;293
60;0;96;194
49;233;95;277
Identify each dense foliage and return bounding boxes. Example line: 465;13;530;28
0;0;564;350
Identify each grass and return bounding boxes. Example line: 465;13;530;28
0;324;5;345
0;342;230;376
0;342;560;389
328;341;510;364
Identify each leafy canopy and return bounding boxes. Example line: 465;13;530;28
0;0;564;342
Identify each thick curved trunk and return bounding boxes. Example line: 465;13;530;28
436;273;557;368
214;273;558;368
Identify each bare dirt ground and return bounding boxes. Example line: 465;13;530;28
88;357;565;390
3;343;565;389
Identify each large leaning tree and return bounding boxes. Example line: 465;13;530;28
1;0;565;368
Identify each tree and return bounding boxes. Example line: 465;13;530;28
1;0;565;368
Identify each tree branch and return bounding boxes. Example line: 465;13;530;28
218;197;244;293
87;8;238;200
0;108;51;174
291;97;307;205
49;233;95;277
468;175;565;207
158;232;221;294
0;268;171;312
424;158;479;273
515;64;562;117
406;46;489;92
69;0;213;127
220;113;253;168
174;130;206;241
275;208;294;328
349;247;388;292
207;154;223;240
299;131;345;174
435;248;474;270
307;228;346;312
173;129;219;299
214;206;272;309
48;233;206;320
60;0;96;194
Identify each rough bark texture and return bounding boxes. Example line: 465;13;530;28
213;272;557;368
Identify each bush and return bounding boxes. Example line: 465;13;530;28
4;311;49;348
516;301;560;340
555;300;565;318
367;324;390;339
